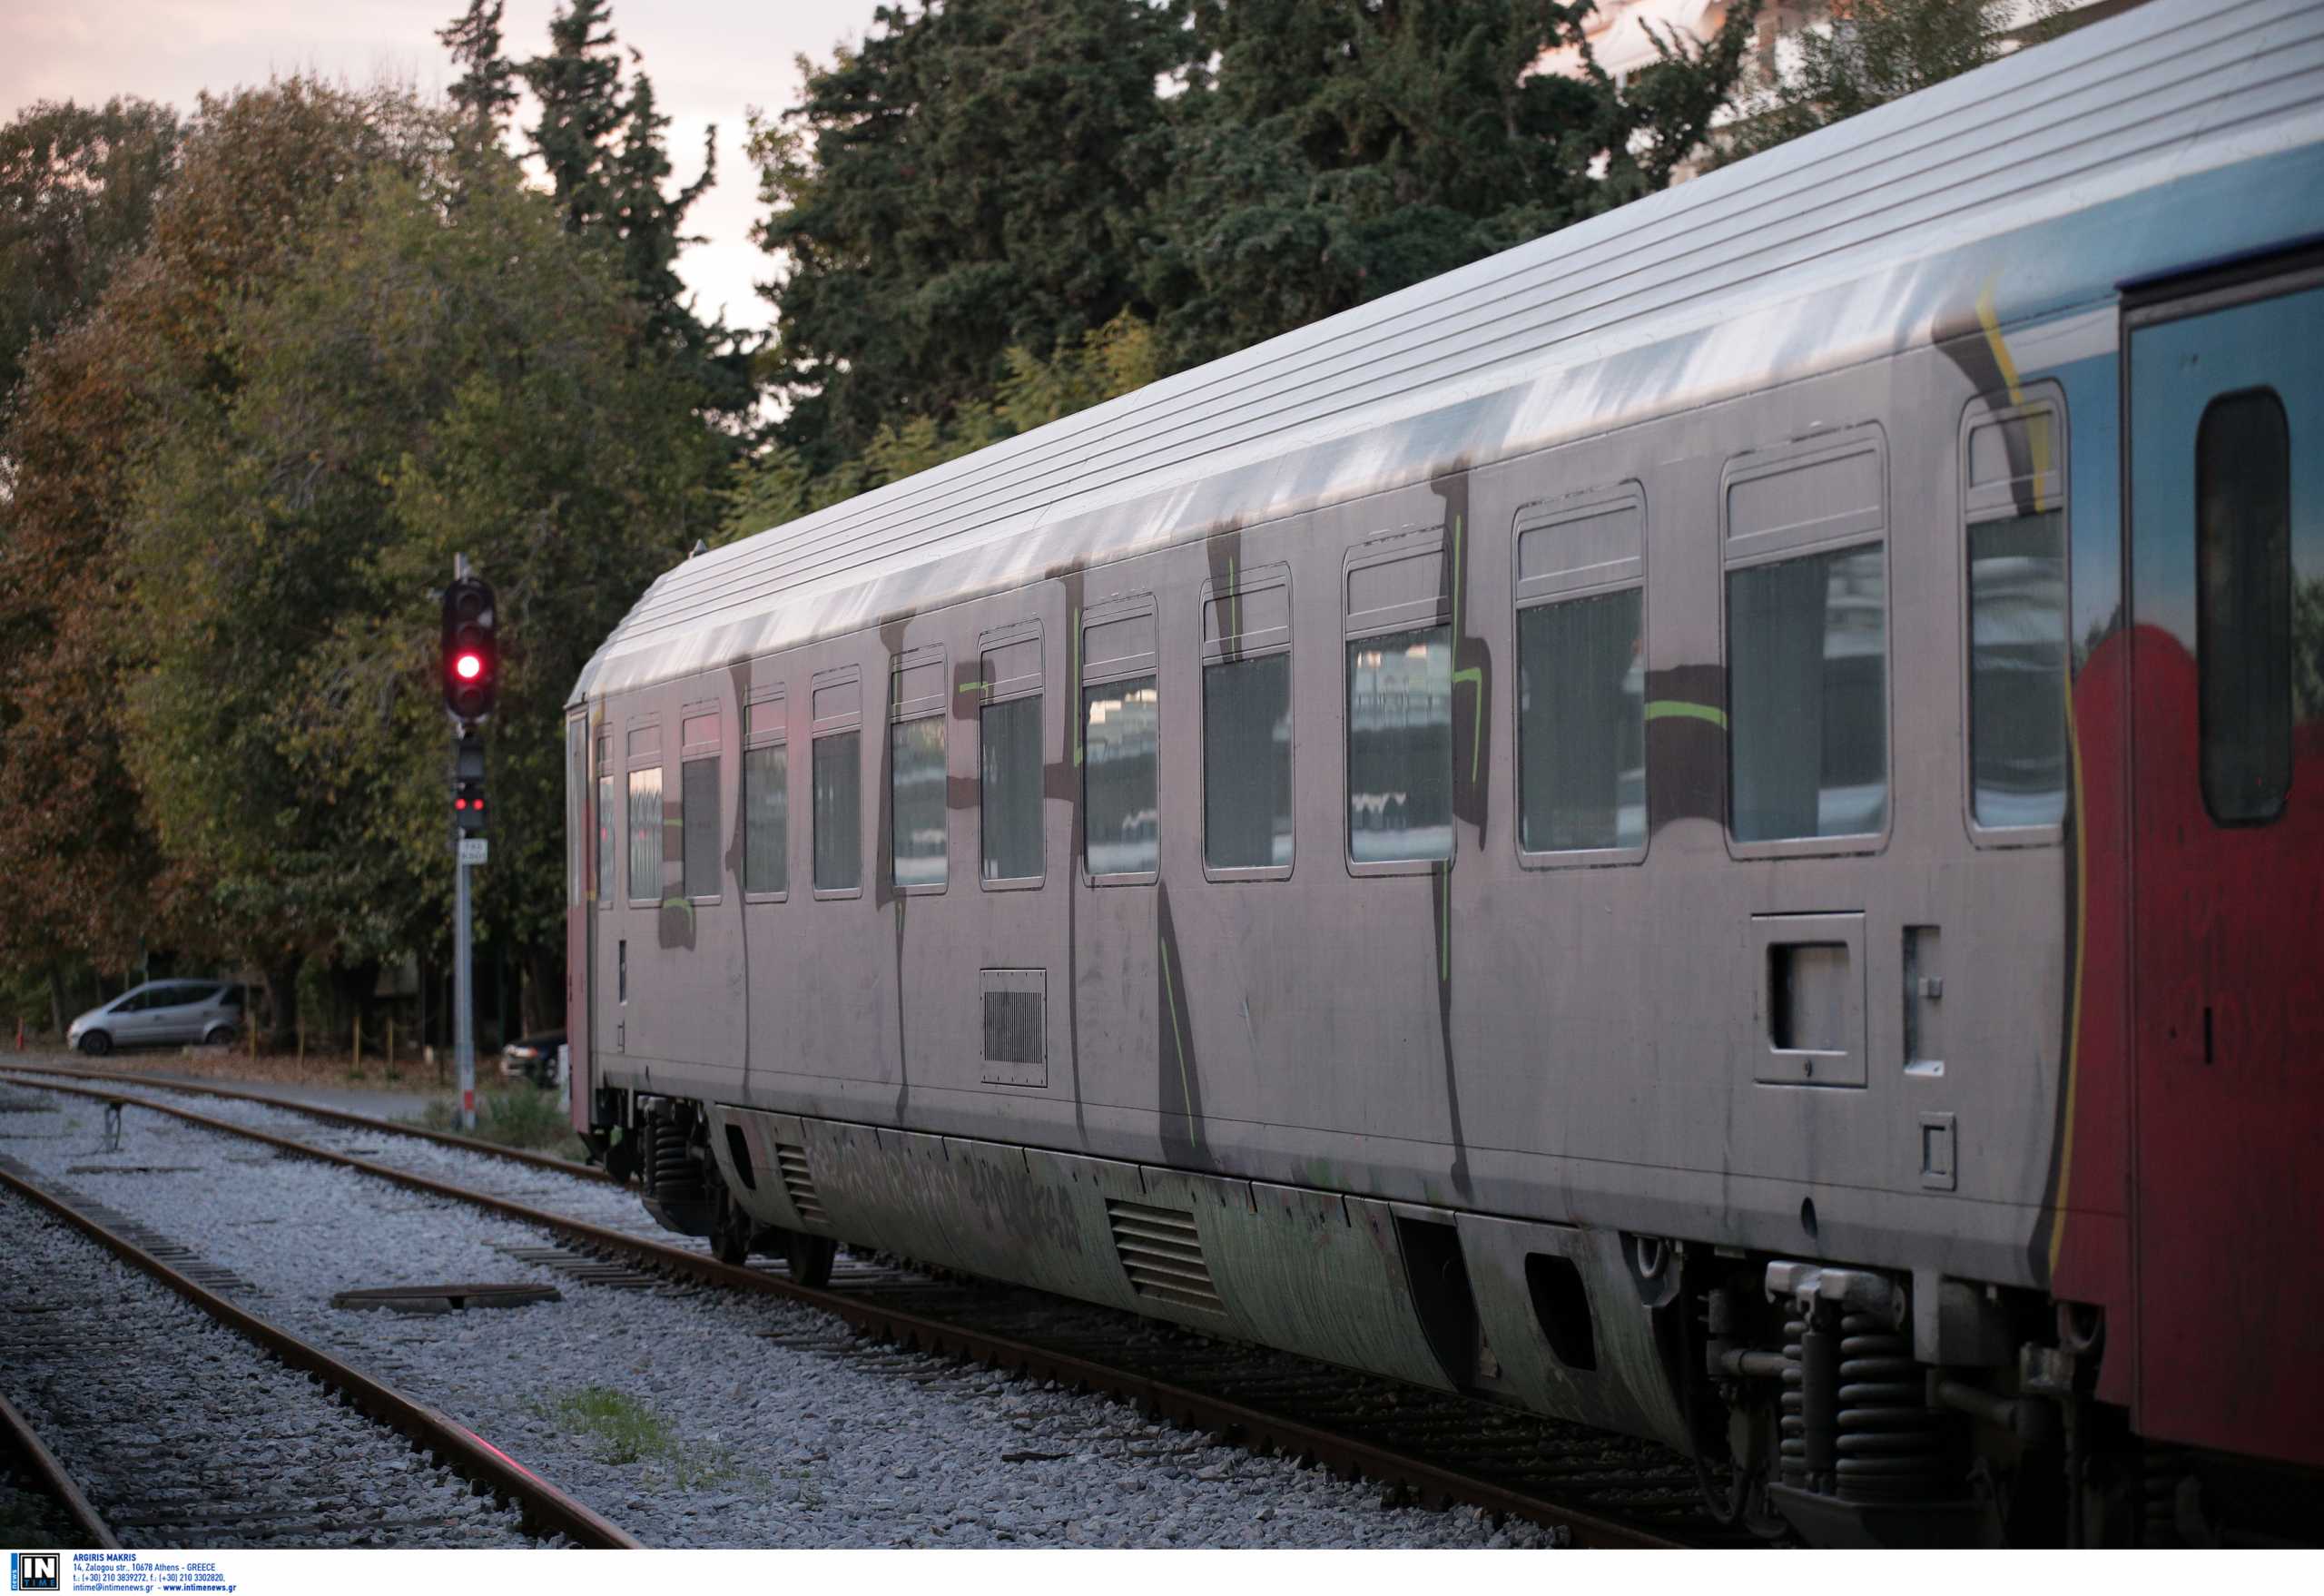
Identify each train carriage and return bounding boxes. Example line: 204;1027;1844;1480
564;0;2324;1545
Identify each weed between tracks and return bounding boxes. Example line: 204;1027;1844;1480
536;1385;743;1492
418;1086;586;1159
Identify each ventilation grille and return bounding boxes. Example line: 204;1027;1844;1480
775;1142;826;1227
983;989;1044;1065
980;969;1047;1086
1106;1199;1223;1314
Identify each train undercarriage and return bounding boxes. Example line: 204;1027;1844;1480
586;1087;2318;1548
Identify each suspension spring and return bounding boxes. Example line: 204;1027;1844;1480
1835;1312;1946;1502
646;1117;704;1201
1778;1314;1807;1488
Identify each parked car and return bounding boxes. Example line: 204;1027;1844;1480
498;1029;566;1088
66;981;242;1056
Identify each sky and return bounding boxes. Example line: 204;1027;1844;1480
2;0;893;335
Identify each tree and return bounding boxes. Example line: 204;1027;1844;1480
438;0;519;152
514;1;753;423
120;145;719;1037
750;0;1197;472
1141;0;1757;368
0;97;179;421
0;80;442;1037
721;308;1162;539
1716;0;2061;164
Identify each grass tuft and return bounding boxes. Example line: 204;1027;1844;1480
535;1385;740;1490
416;1084;585;1158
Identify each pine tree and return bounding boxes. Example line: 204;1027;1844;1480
438;0;517;150
521;0;626;232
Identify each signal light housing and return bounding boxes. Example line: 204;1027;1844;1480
441;575;498;724
452;730;487;836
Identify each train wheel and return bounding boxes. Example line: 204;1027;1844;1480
785;1230;837;1288
711;1188;753;1267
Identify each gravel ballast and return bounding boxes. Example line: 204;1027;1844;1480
0;1179;539;1549
0;1081;1557;1549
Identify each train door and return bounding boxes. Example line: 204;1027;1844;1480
2123;261;2324;1469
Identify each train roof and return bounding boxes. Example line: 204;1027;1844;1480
573;0;2324;707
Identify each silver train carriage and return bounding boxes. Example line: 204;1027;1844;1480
565;0;2324;1545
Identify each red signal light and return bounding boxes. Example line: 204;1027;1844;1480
455;653;483;681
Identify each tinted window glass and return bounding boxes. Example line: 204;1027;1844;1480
743;744;788;894
981;695;1043;882
1204;654;1292;870
1084;676;1157;876
1728;546;1887;842
626;766;663;900
891;717;947;888
813;732;862;892
1969;509;2069;828
1347;626;1452;863
1518;589;1645;852
681;756;720;898
2198;389;2292;823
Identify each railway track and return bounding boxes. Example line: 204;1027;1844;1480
0;1065;1736;1548
0;1144;638;1549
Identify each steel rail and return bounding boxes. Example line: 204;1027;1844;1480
10;1075;1680;1549
0;1386;121;1549
0;1060;614;1183
0;1156;641;1550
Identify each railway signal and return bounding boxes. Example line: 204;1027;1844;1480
441;574;498;724
452;730;487;836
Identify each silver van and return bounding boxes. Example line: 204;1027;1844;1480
65;981;242;1056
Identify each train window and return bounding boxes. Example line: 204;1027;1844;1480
625;765;663;903
891;718;946;888
1205;655;1293;871
743;689;787;898
2197;389;2292;825
890;649;947;892
742;744;788;895
1515;487;1646;859
594;735;613;908
980;628;1043;886
1084;677;1158;878
812;670;863;896
1347;626;1454;863
1962;393;2069;836
1724;428;1889;847
1083;599;1159;882
679;706;721;902
1202;566;1293;876
813;732;862;892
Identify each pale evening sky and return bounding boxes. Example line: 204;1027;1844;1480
3;0;895;335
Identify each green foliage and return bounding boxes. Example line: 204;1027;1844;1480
439;0;520;151
1717;0;2060;164
0;96;179;421
1142;0;1757;368
720;309;1161;541
514;2;753;423
118;148;716;973
419;1083;584;1156
751;0;1196;472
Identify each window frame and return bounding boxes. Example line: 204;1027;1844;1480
624;715;665;908
978;619;1046;892
1958;385;2071;850
740;685;790;903
810;665;864;901
1198;563;1295;882
1510;482;1650;872
888;645;950;896
1343;527;1455;878
1079;594;1160;887
1718;423;1895;861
